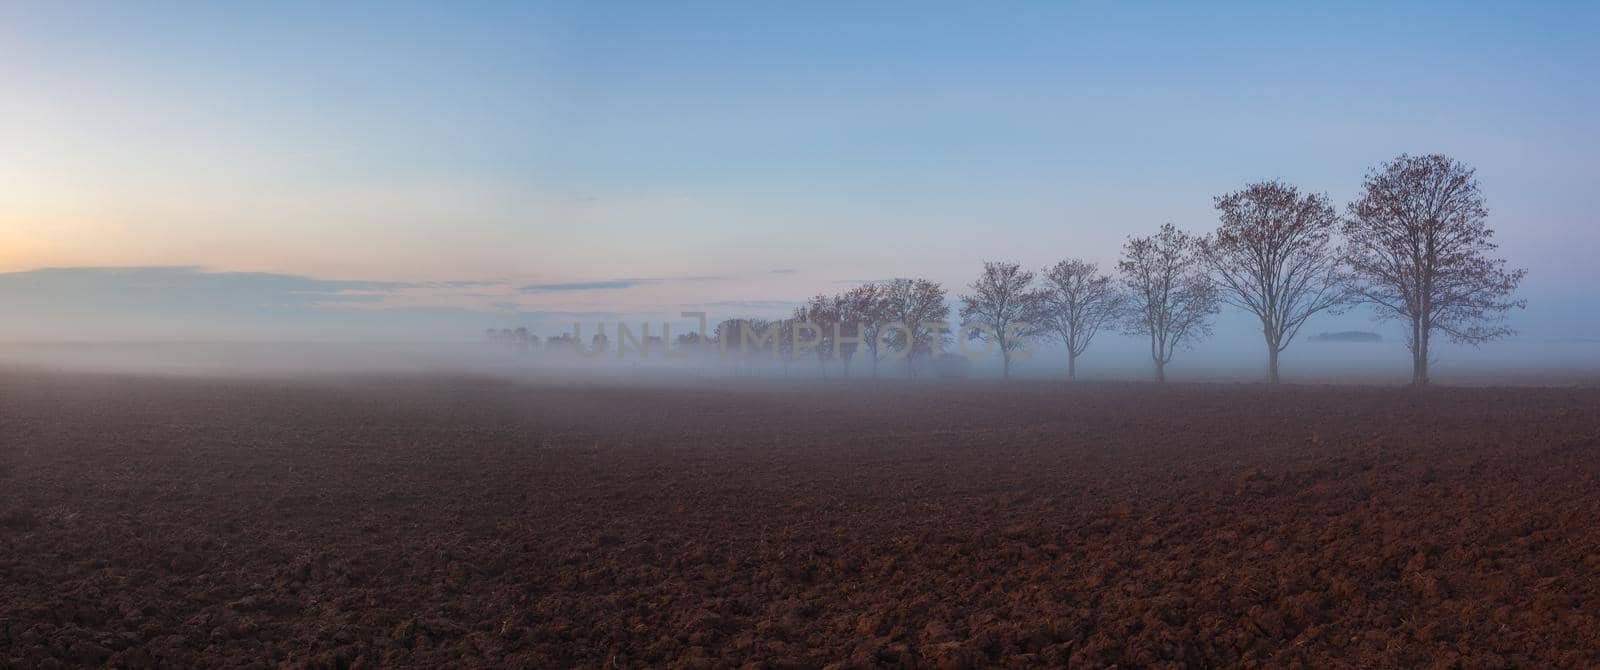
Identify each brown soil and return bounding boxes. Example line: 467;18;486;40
2;371;1598;668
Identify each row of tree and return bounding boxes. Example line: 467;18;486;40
493;154;1524;385
946;153;1524;385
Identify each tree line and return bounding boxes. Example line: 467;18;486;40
495;154;1524;385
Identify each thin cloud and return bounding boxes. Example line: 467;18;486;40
518;275;728;294
0;266;637;341
0;266;416;303
519;279;653;293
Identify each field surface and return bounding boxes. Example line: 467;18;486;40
2;371;1599;668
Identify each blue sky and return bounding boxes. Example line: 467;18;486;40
0;1;1596;342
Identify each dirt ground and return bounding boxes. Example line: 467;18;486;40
2;370;1598;668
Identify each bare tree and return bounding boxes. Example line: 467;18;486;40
715;318;777;377
879;278;949;377
958;261;1044;379
1344;154;1525;385
774;316;799;375
1038;259;1125;380
1120;223;1219;382
835;284;881;377
674;330;711;356
513;326;538;352
545;331;579;354
715;318;770;352
796;295;839;375
1202;181;1349;383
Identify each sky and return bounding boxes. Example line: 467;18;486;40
1;1;1596;344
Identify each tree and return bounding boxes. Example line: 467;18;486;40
832;285;877;377
545;331;579;354
1120;223;1219;382
674;330;711;357
1202;181;1349;383
715;318;776;357
879;278;949;377
958;261;1044;379
513;326;539;352
588;331;610;357
796;295;839;375
1038;259;1125;380
773;317;800;375
839;283;888;377
714;318;778;376
1344;154;1525;385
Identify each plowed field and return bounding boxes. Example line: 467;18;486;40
3;371;1597;668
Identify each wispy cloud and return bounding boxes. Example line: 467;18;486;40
519;278;653;293
0;266;415;307
0;266;637;340
518;275;727;294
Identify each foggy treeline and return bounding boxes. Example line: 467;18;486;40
492;154;1526;386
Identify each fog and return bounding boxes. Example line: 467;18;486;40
5;324;1598;387
3;267;1597;385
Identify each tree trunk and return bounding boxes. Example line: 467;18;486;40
1067;351;1077;381
1267;347;1280;384
1002;351;1011;380
1154;358;1166;383
1410;319;1428;386
1415;331;1430;386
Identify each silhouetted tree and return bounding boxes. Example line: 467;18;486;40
674;330;711;356
1120;223;1219;382
644;335;667;357
958;261;1044;379
1202;181;1348;383
1344;154;1525;385
879;278;949;377
796;295;839;375
512;326;538;352
715;318;778;375
840;283;888;377
545;332;579;354
1038;259;1126;380
775;317;799;375
487;327;539;352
